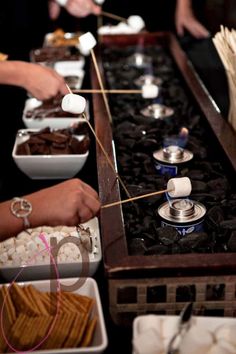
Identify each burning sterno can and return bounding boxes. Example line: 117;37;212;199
158;199;206;236
153;145;193;177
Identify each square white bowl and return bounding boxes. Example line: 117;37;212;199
0;217;102;281
1;277;108;354
23;98;89;130
132;315;236;354
12;128;89;179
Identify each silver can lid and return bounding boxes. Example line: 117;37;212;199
153;145;193;164
140;103;174;119
134;74;163;87
158;199;206;223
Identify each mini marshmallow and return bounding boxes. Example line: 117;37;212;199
127;15;145;31
79;32;97;53
142;84;159;99
61;93;86;115
167;177;192;198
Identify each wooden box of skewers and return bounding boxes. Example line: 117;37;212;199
90;32;236;325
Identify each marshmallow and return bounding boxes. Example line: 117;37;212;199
215;325;236;348
79;32;97;53
61;94;86;115
206;342;235;354
127;15;145;31
55;0;68;6
179;326;213;354
133;328;164;354
94;0;105;4
142;84;159;98
137;315;162;336
167;177;192;198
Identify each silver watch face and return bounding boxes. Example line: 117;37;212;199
11;197;32;218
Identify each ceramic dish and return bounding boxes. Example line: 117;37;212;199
0;277;108;353
22;98;89;130
0;218;101;281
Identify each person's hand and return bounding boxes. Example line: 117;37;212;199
26;179;101;227
175;0;209;39
64;0;101;17
22;62;68;100
49;0;101;20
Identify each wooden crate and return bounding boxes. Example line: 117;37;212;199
90;32;236;325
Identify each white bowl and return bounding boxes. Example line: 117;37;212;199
1;277;108;353
22;98;89;129
12;128;89;179
54;62;85;90
0;217;102;281
132;315;236;354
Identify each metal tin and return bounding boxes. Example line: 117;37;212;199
140;103;174;119
158;199;206;236
134;74;162;87
153;145;193;176
127;53;152;68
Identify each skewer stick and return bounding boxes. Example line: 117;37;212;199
90;48;113;124
82;113;132;200
100;10;127;23
73;89;142;94
65;84;132;200
102;189;171;209
66;83;72;94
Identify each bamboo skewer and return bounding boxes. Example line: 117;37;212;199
90;48;113;124
102;189;171;209
66;79;132;201
100;10;127;23
73;89;142;94
82;113;132;200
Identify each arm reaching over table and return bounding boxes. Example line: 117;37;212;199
175;0;209;39
0;61;68;100
0;179;101;241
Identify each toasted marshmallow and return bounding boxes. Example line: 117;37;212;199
167;177;192;198
61;94;86;115
142;84;159;99
127;15;145;31
79;32;97;53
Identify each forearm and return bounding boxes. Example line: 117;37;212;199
176;0;192;12
0;61;28;88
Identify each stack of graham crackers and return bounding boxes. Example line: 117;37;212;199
0;283;97;352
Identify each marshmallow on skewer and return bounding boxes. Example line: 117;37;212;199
79;32;97;53
167;177;192;198
127;15;145;31
142;84;159;98
61;93;86;115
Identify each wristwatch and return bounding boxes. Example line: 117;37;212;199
10;197;32;229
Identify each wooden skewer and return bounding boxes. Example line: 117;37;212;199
73;89;142;94
90;48;113;124
82;113;132;200
100;10;127;23
102;189;171;209
66;77;132;200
